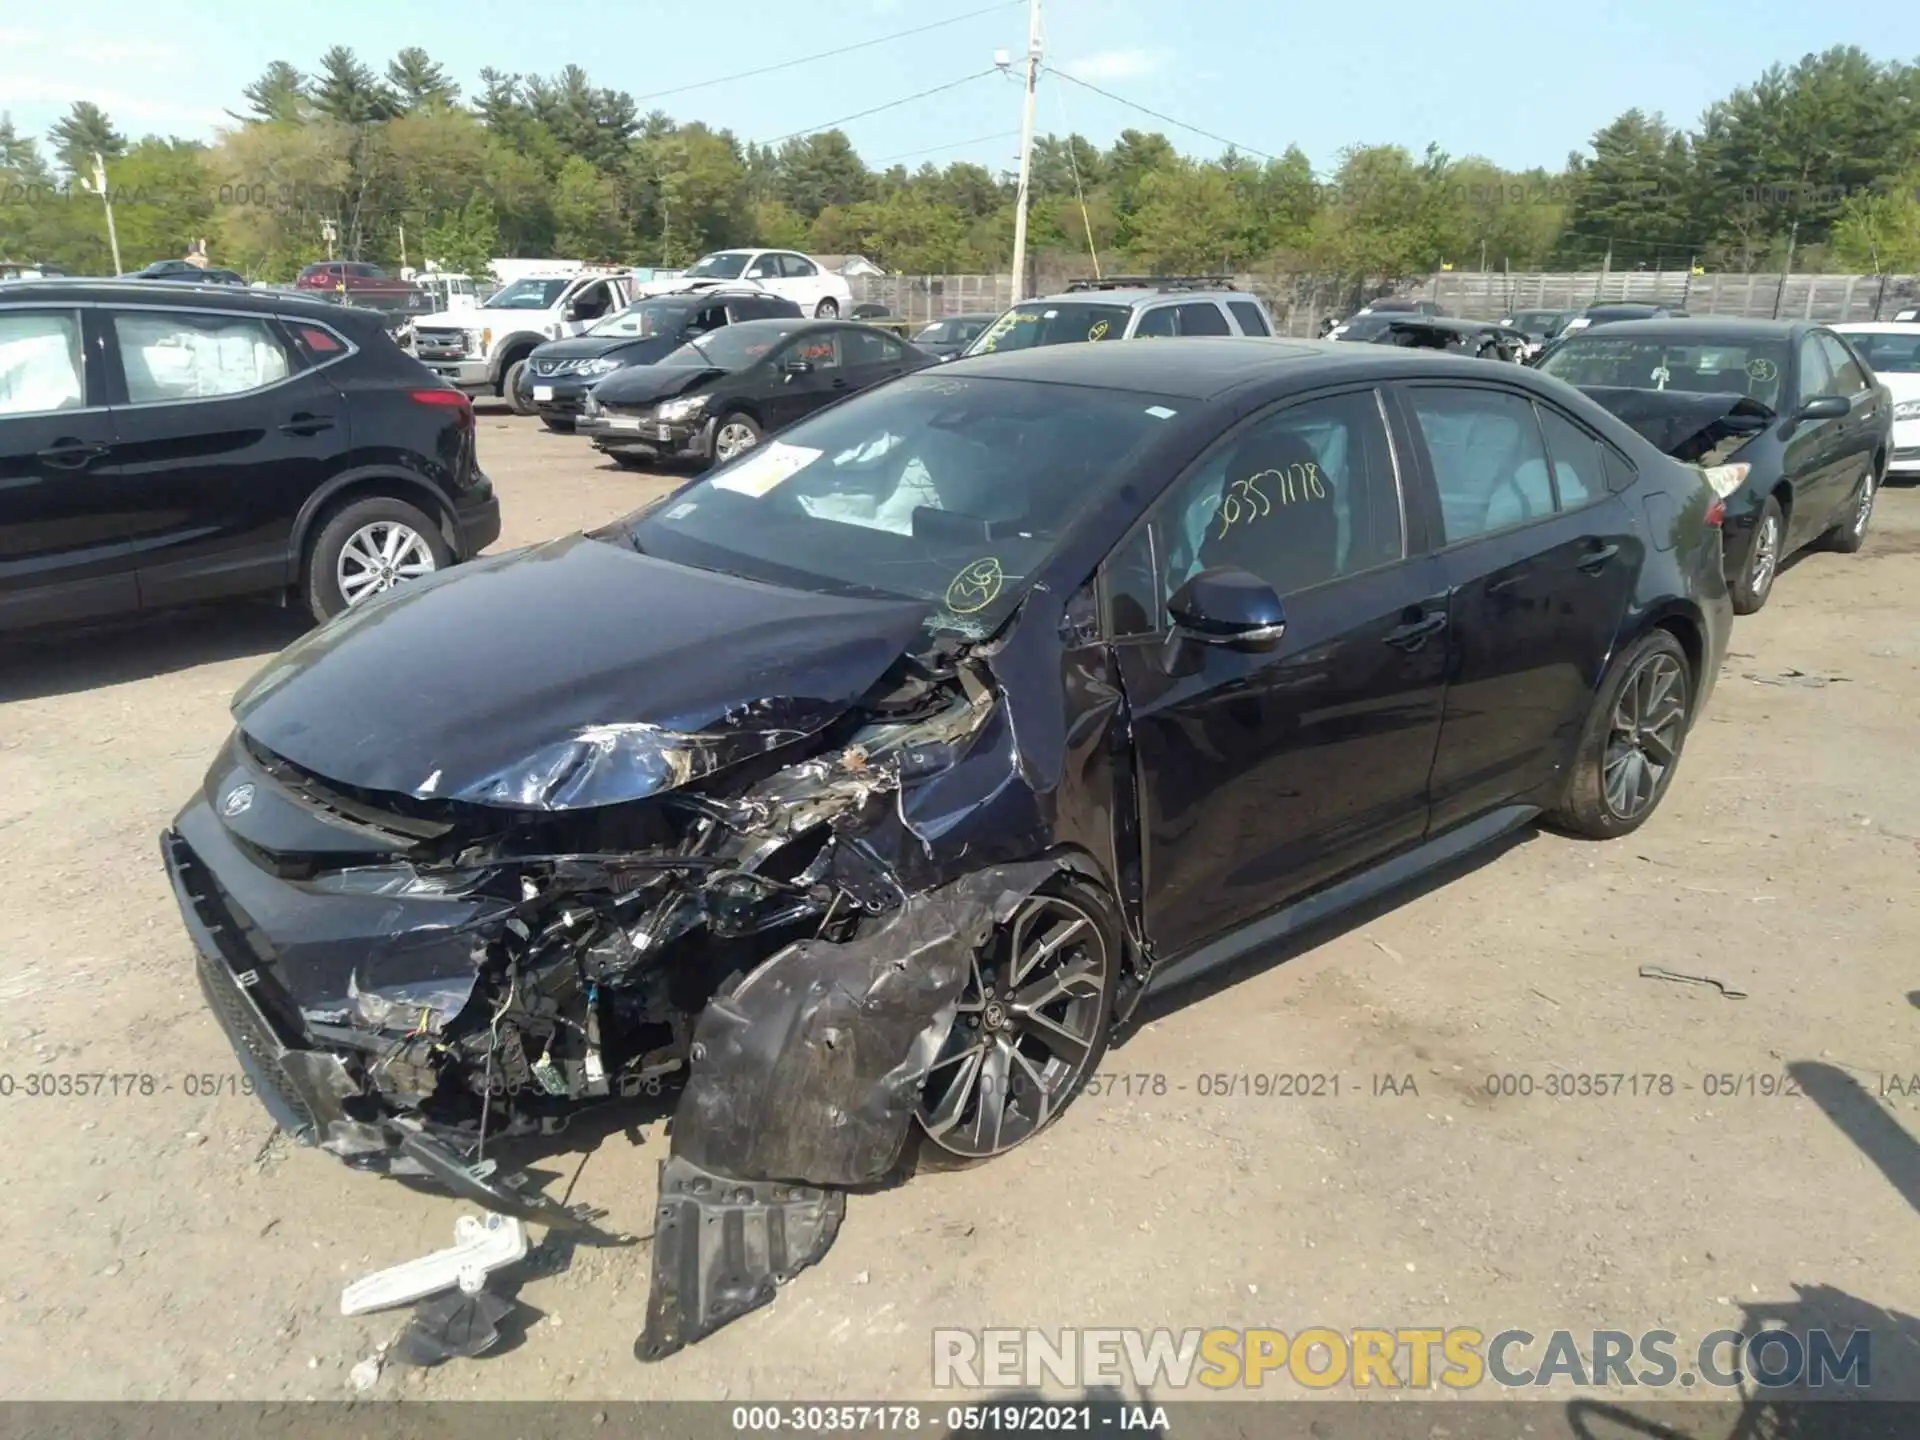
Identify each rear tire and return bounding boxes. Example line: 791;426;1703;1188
1730;495;1784;614
503;359;536;415
1548;629;1692;840
607;453;653;471
1820;462;1876;553
304;496;451;624
813;298;839;319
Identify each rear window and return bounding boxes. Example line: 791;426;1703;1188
1228;301;1270;336
967;302;1133;353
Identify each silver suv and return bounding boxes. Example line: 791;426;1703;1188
961;276;1277;356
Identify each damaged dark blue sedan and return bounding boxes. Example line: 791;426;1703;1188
162;337;1732;1359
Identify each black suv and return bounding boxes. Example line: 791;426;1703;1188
523;288;802;432
0;280;500;631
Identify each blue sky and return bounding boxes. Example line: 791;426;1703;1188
1;0;1912;178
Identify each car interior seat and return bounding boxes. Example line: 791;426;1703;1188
1193;428;1341;594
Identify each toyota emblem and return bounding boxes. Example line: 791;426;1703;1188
221;784;255;817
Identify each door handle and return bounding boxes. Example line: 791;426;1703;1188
830;377;849;389
36;438;109;469
279;413;336;436
1384;612;1447;650
1578;543;1620;573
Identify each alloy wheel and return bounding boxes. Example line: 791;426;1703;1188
714;422;758;462
1749;513;1781;597
1853;472;1876;536
917;893;1109;1159
1602;651;1687;821
337;521;436;606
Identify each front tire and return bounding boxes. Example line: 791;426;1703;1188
1549;629;1692;840
813;298;840;319
304;496;450;623
503;359;536;415
1731;494;1784;614
711;412;761;465
915;878;1118;1164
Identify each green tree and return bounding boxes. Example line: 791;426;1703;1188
49;102;126;176
106;139;217;271
235;62;309;124
1125;160;1248;272
387;48;460;111
309;46;400;124
422;193;500;275
1553;111;1696;267
550;154;625;258
773;132;871;218
1831;175;1920;271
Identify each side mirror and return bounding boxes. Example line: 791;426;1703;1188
1166;567;1287;651
1795;395;1848;422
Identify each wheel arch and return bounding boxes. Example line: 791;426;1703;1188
1625;601;1708;709
489;332;548;387
289;468;461;580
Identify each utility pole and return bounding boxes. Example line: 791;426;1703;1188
1772;219;1798;320
90;152;121;274
1006;0;1042;303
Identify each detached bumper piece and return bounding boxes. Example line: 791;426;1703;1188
637;1156;845;1361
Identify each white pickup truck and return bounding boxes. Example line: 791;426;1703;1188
409;267;636;413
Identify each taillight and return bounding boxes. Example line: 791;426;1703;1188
1704;497;1725;527
410;387;472;429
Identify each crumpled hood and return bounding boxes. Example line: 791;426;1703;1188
590;364;722;407
1577;385;1774;460
230;532;932;810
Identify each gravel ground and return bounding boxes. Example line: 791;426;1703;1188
2;406;1915;1405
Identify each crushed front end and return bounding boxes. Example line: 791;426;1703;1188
163;644;1070;1347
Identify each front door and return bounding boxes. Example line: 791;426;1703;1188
1815;330;1883;523
1781;332;1846;551
1108;387;1449;960
1397;382;1638;829
761;331;847;433
0;304;139;630
97;304;348;607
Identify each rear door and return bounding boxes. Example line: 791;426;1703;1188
1227;300;1272;337
0;303;140;629
1815;329;1882;520
1397;381;1639;831
837;325;917;391
98;302;351;607
1782;333;1845;550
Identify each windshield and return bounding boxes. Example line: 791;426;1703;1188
486;278;570;309
660;322;803;370
1333;313;1397;341
967;302;1133;353
1839;331;1920;374
590;300;691;338
916;318;989;344
1539;334;1791;409
619;373;1182;637
1511;310;1564;333
684;252;751;280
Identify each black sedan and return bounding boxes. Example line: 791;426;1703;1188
523;288;802;432
121;260;248;284
1331;312;1527;360
577;317;934;468
1536;317;1891;611
911;312;999;361
163;335;1730;1360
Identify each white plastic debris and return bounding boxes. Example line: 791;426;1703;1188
339;1213;528;1317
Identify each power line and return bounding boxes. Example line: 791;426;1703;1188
1041;66;1277;162
631;2;1022;104
871;130;1021;165
761;70;1001;148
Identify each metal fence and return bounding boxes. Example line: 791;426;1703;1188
851;270;1920;336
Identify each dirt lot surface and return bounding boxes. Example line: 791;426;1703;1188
2;406;1916;1405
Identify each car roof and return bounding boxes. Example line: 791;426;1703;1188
1832;321;1920;333
1559;316;1805;340
943;334;1540;399
1024;287;1256;307
0;277;377;323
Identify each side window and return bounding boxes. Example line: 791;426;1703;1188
0;309;86;415
780;254;819;278
283;320;348;366
693;304;729;331
1105;390;1405;635
1534;405;1608;510
1228;301;1270;336
783;333;840;369
571;281;613;320
842;328;904;365
1795;336;1832;406
1816;333;1869;395
111;310;291;404
1133;306;1178;338
1406;386;1556;542
746;254;781;280
1173;302;1231;336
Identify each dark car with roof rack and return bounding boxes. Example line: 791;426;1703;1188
961;276;1277;356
